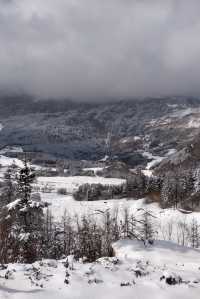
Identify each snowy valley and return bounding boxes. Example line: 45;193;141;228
0;98;200;298
0;145;199;298
2;0;200;297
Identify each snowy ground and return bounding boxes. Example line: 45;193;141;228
0;155;24;168
0;152;199;244
0;240;200;299
0;153;200;298
36;176;125;194
40;191;200;246
33;167;200;247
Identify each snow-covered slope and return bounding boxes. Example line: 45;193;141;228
114;239;200;266
0;155;24;168
0;240;200;299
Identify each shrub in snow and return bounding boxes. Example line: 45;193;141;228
160;273;182;285
88;278;103;284
120;281;133;287
64;278;69;284
0;264;7;270
57;187;67;195
96;257;120;267
5;269;15;280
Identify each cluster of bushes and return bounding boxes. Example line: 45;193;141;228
57;188;68;195
39;208;156;262
74;170;147;201
73;183;127;201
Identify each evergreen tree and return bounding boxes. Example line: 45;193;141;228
14;157;45;263
189;218;199;248
139;209;156;245
0;163;17;206
16;158;35;206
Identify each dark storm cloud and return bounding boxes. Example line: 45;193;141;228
0;0;200;100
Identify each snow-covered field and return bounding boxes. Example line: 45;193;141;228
0;153;200;298
36;176;125;194
40;191;200;246
0;155;24;168
0;152;199;243
0;240;200;299
33;167;200;247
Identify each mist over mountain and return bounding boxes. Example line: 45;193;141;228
1;0;200;99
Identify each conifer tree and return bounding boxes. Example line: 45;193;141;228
139;209;156;245
189;218;199;248
14;156;44;263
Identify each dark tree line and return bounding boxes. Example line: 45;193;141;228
74;167;199;210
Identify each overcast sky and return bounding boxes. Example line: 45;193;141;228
0;0;200;100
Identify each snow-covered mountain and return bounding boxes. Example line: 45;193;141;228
0;99;200;299
0;96;200;167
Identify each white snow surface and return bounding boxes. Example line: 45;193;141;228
0;240;200;299
186;118;200;128
0;155;200;298
166;148;176;156
0;155;24;168
40;189;200;246
141;169;153;177
6;199;21;210
143;151;164;170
